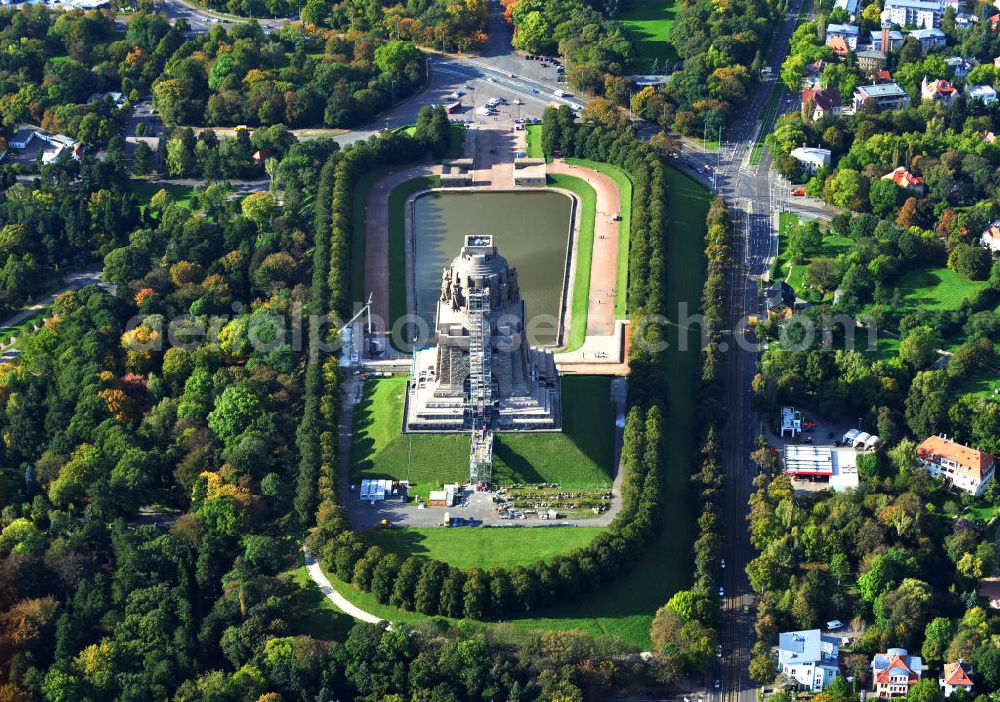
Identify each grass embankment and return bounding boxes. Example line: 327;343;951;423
620;0;678;72
350;164;402;304
361;527;603;570
565;159;633;318
892;267;989;313
525;124;544;158
351;375;615;489
386;176;440;328
546;174;596;352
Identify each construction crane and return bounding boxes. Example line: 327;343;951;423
467;288;494;484
335;293;375;364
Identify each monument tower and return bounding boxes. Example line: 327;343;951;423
404;236;560;451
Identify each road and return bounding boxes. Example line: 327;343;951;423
0;270;105;364
303;549;384;624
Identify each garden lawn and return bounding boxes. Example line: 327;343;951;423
0;308;48;347
783;235;851;303
284;562;355;640
361;527;602;570
387;175;441;328
565;158;633;318
351;375;615;489
525;124;543;158
893;267;989;313
954;368;1000;401
546;173;596;351
620;0;677;72
128;179;194;212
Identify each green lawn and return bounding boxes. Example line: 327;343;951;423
0;308;48;347
361;527;602;570
350;164;404;305
620;0;678;72
387;175;441;330
285;563;356;640
546;174;596;351
351;375;615;489
525;124;543;158
954;368;1000;401
565;158;633;318
128;179;194;212
892;267;989;313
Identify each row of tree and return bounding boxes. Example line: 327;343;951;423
651;197;732;679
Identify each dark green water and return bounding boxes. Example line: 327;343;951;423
412;190;573;345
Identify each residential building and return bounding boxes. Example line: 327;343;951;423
916;435;996;495
835;0;859;19
882;166;925;194
939;661;974;697
884;0;942;28
790;145;832;173
982;221;1000;252
778;630;840;691
968;85;998;104
944;56;978;79
870;29;904;51
911;27;947;53
871;649;924;698
853;83;911;111
2;126;81;165
802;87;843;119
995;55;1000;67
766;281;797;319
827;23;860;50
921;76;960;105
858;49;889;71
828;35;852;55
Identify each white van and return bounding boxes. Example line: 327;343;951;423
554;89;565;98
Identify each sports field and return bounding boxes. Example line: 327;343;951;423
351;375;616;488
620;0;677;72
361;527;602;570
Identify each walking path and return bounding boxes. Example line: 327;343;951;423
302;549;384;624
363;164;437;324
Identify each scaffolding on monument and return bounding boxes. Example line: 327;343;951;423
467;287;494;483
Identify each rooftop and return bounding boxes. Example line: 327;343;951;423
779;630;839;665
917;435;995;480
857;82;908;98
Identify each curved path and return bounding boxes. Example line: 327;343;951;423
303;549;384;624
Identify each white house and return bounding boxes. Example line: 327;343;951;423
884;0;942;28
826;23;860;50
872;649;924;698
982;221;1000;251
790;146;831;173
917;435;996;496
835;0;859;19
939;661;974;698
944;56;978;79
778;630;840;691
968;85;998;104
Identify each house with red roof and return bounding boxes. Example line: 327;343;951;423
917;435;996;495
871;649;924;698
882;166;925;194
801;87;843;120
939;660;974;697
982;221;1000;252
921;76;960;106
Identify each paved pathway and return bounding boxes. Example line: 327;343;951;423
363;164;437;325
547;159;621;337
303;549;384;624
